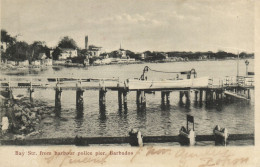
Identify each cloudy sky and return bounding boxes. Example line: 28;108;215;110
1;0;255;53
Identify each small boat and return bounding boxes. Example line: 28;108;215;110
127;77;209;90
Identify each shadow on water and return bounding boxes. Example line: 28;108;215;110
194;101;203;108
55;105;61;117
75;104;84;119
161;103;171;111
118;107;128;118
136;105;146;122
99;104;107;123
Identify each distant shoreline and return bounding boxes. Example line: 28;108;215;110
0;57;254;71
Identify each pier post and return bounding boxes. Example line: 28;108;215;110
161;91;166;104
205;90;213;106
76;88;84;110
118;90;123;109
216;91;219;101
55;87;62;109
194;90;198;102
99;87;107;107
210;91;214;102
123;90;128;109
162;91;170;107
199;90;203;102
136;90;141;104
247;89;251;100
136;90;146;108
220;90;223;100
166;91;170;104
141;91;146;106
184;90;191;107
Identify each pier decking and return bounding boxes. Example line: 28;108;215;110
0;75;254;109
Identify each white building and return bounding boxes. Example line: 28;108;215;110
18;60;29;66
31;60;41;66
59;48;78;60
88;45;102;57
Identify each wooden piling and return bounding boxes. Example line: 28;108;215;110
123;90;128;109
179;91;184;105
136;90;146;108
99;88;106;107
118;90;123;109
247;89;250;99
55;87;62;109
141;91;146;106
184;91;191;107
199;90;203;102
161;91;166;104
195;90;198;102
136;90;141;104
76;88;84;109
166;91;170;104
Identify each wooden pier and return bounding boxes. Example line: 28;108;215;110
0;75;254;110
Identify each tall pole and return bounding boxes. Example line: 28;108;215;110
236;52;240;85
237;51;239;77
245;60;249;76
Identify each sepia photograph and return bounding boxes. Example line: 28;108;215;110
0;0;258;166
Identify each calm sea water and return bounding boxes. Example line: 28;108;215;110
0;59;255;145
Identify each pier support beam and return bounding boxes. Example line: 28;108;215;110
118;90;123;109
184;91;191;107
205;90;213;106
55;87;62;110
161;91;166;104
123;90;128;109
136;90;146;108
118;89;129;110
76;88;84;110
99;87;107;107
161;91;170;105
247;89;251;100
166;91;170;104
199;90;203;104
194;90;198;102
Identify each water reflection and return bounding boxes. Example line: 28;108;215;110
55;106;61;117
161;103;171;111
136;105;146;123
75;105;84;119
99;104;107;122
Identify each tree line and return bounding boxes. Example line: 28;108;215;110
1;29;254;63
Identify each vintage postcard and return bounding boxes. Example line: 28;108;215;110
0;0;259;166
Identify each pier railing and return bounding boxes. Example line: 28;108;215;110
208;76;254;88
